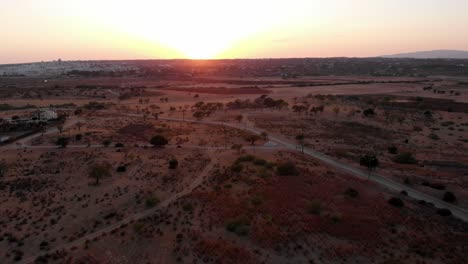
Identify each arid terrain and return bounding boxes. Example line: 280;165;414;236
1;59;467;264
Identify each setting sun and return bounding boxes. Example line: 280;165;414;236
86;0;284;59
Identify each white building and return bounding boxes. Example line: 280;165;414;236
33;109;58;121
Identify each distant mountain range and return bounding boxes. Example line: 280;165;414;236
382;50;468;59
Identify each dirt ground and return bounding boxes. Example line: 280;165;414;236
0;75;467;263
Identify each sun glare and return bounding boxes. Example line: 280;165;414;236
86;0;284;59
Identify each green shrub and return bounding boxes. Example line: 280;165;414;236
392;153;417;164
230;163;243;174
344;188;359;198
307;201;322;215
388;197;404;207
225;218;250;236
428;133;440;140
168;158;178;169
236;155;255;163
182;203;193;212
276;161;299;176
388;146;398;154
145;196;159;208
443;192;456;203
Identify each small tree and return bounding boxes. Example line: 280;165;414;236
0;161;8;177
56;137;69;148
245;135;261;146
168;158;178;169
231;144;243;155
89;162;111;185
235;115;243;123
295;134;305;153
333;107;340;117
193;111;204;120
76;122;83;131
360;154;379;179
103;140;111;147
150;135;168;148
57;124;64;133
260;132;268;141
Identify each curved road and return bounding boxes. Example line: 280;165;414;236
160;117;468;222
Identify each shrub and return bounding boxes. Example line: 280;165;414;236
0;161;8;177
276;161;299;176
230;163;243;174
236;155;255;163
168;158;178;169
363;108;376;117
307;201;322;215
56;137;69;148
145;196;159;208
428;133;440;140
344;188;359;198
150;135;168;147
388;146;398;154
443;192;456;203
437;209;452;216
75;134;83;141
225;218;250;236
392;153;417;164
253;158;267;166
116;165;127;172
388;197;404;207
115;143;124;148
182;203;193;212
103;140;111;147
360;155;379;171
89;162;112;185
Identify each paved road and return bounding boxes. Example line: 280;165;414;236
3;113;467;222
160;117;468;222
20;156;217;264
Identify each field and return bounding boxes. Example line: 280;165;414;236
0;60;467;263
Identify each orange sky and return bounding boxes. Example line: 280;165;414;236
1;0;468;63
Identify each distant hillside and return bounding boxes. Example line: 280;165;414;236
382;50;468;59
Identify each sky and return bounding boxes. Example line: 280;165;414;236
1;0;468;63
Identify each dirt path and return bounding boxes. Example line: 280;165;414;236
19;154;216;264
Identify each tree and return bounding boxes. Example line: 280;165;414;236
244;135;261;152
235;115;243;123
193;111;204;120
295;134;305;153
260;132;268;141
56;137;69;148
245;135;261;146
150;135;168;148
57;124;64;133
89;162;111;185
333;107;340;117
168;158;178;169
231;144;243;155
363;108;376;117
443;192;456;203
103;140;111;147
76;122;83;131
0;161;8;177
360;154;379;179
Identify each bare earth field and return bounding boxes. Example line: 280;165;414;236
0;73;467;264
